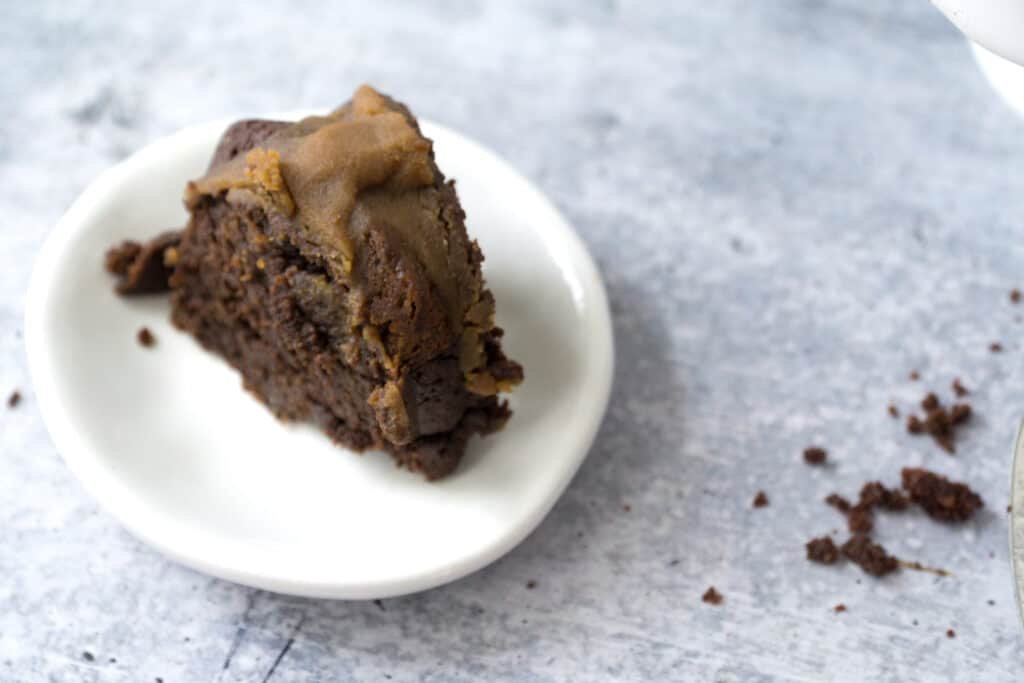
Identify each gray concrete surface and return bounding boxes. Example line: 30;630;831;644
2;1;1023;680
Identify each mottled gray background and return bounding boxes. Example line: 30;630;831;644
2;1;1023;681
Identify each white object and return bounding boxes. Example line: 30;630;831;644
932;0;1024;115
1012;421;1024;627
25;113;614;599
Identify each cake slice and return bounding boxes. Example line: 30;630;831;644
112;85;522;479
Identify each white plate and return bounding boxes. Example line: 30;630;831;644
25;113;613;599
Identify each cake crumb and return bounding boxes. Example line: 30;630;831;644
1012;289;1021;303
847;504;874;534
623;504;631;512
946;629;956;639
104;240;142;277
702;586;723;605
833;603;846;613
988;599;996;606
990;342;1003;352
905;394;971;453
951;378;968;397
825;493;852;514
888;404;899;418
841;535;899;577
859;481;909;511
803;447;827;465
526;580;537;590
806;536;840;565
909;370;920;381
901;468;983;522
6;390;20;409
752;491;769;508
82;651;94;662
137;327;156;348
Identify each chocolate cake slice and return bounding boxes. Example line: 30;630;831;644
115;85;522;479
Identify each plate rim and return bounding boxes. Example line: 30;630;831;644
24;112;615;599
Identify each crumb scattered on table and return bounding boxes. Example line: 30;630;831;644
7;390;20;408
803;447;827;465
840;534;899;577
806;536;840;565
906;393;970;453
701;586;723;605
752;491;769;508
901;468;983;522
137;327;156;348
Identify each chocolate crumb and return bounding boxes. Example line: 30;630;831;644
907;414;923;434
825;493;852;514
888;404;899;418
803;447;827;465
752;491;769;508
990;342;1003;353
841;534;899;577
806;536;840;565
6;390;20;409
137;327;156;348
104;240;141;277
104;231;181;296
905;394;971;453
946;629;955;639
951;378;969;397
834;603;846;613
373;599;385;611
82;651;94;662
526;580;537;590
623;504;631;512
1012;289;1022;303
988;600;995;606
901;468;983;522
909;370;920;381
859;481;909;511
702;586;723;605
847;504;874;533
1007;505;1013;514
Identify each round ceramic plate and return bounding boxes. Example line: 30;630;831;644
1010;420;1024;626
25;112;613;599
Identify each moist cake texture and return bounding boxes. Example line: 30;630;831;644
111;85;522;479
